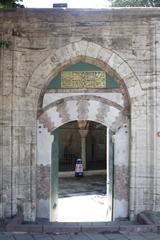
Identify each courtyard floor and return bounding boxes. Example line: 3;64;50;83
58;174;107;222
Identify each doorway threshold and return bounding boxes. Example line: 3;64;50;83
6;215;156;234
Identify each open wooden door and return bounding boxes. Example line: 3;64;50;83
50;129;59;221
106;128;114;221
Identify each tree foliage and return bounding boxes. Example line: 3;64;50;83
109;0;160;7
0;0;24;8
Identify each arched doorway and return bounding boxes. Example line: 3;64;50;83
36;61;130;222
53;120;107;222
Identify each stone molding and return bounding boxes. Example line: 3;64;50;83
39;98;127;132
26;41;142;106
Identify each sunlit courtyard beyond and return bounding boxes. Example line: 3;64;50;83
57;175;107;222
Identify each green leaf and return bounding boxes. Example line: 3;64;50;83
0;0;24;8
108;0;160;7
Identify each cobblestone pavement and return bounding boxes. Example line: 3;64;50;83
0;232;160;240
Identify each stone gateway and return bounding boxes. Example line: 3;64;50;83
0;8;160;222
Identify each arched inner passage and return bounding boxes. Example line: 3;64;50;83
59;121;107;172
36;60;130;222
57;120;107;222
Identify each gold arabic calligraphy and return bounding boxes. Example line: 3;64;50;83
61;71;106;88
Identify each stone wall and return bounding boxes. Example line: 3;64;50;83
0;8;160;221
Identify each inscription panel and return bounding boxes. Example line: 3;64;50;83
61;71;106;88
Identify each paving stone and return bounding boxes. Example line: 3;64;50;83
51;233;71;240
32;233;53;240
84;232;109;240
0;233;15;240
103;233;128;240
122;232;146;240
13;233;33;240
140;232;160;240
69;232;90;240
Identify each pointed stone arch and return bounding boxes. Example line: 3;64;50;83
33;40;139;222
26;40;143;102
34;41;133;222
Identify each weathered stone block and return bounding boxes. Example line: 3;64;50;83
37;165;50;200
13;111;36;127
108;53;123;70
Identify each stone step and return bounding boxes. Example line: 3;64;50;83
6;217;157;234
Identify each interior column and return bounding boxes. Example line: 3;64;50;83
78;129;88;170
78;120;89;170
